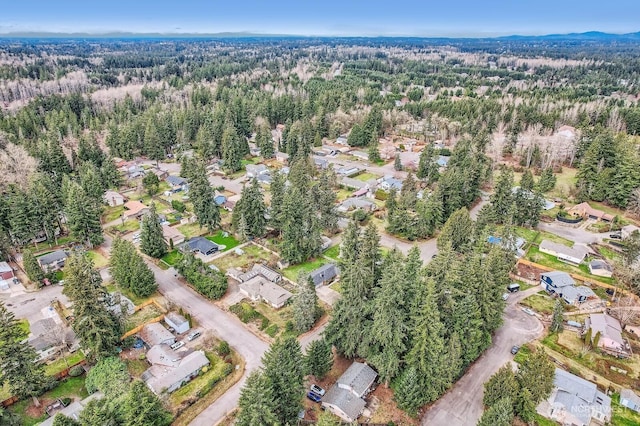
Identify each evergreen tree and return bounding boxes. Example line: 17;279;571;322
405;279;448;404
516;349;555;405
257;124;275;159
550;300;564;333
314;168;339;233
537;167;556;193
79;162;105;203
437;207;473;252
222;123;243;172
123;381;173;426
23;248;45;284
110;237;157;297
367;249;408;384
236;371;279;426
0;301;52;399
140;203;167;259
189;161;220;232
339;220;360;269
280;179;321;264
292;276;319;333
305;338;333;379
261;337;306;424
8;188;36;245
478;397;513;426
316;411;341;426
63;253;122;361
232;178;267;240
393;365;423;416
519;169;535;191
368;132;381;163
100;157;122;190
268;171;286;234
53;414;80;426
29;173;63;245
489;167;515;223
483;365;518;408
394;154;403;171
65;181;104;247
417;143;438;182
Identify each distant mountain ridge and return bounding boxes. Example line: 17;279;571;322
0;30;639;40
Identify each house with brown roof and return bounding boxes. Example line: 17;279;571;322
568;202;614;222
123;200;150;220
162;224;185;246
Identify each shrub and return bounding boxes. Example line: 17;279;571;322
375;189;388;201
285;321;294;332
68;365;84;377
352;209;368;222
61;397;72;406
171;199;186;213
265;324;279;337
217;341;230;357
222;363;233;376
260;317;270;330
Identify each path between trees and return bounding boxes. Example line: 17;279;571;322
421;287;543;426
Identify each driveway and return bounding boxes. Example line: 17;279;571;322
537;220;606;245
421;287;543;426
0;283;68;321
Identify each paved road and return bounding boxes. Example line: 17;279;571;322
538;220;606;246
421;287;544;426
0;283;67;320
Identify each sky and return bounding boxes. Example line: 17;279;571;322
1;0;639;37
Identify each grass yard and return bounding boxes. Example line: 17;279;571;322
109;220;140;234
253;303;294;334
612;393;640;426
44;352;85;376
177;222;206;239
17;319;30;337
597;245;622;263
282;257;329;282
206;231;240;250
546;167;577;199
8;376;88;426
102;205;125;223
329;281;343;294
520;292;557;315
87;250;109;268
354;172;379;182
125;304;164;331
169;352;233;408
336;188;352;202
527;246;615;284
161;250;184;266
126;359;150;378
323;244;340;261
210;244;275;273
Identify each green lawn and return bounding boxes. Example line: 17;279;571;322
354;172;379;182
87;250;109;269
533;413;558;426
597;245;622;263
105;282;157;306
126;359;150;378
206;231;240;250
282;257;329;282
17;319;30;337
527;246;615;284
168;352;231;408
44;352;85;376
612;393;640;426
161;250;184;266
102;205;125;223
520;292;558;315
546;167;577;199
323;244;340;261
8;376;88;426
109;220;140;234
329;281;343;294
336;189;352;202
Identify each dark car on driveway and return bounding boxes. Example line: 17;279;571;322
306;391;322;403
511;345;520;355
610;233;622;239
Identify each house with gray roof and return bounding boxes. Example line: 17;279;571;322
143;349;210;395
539;240;588;264
584;313;629;357
308;263;339;287
239;276;292;309
338;198;377;213
560;285;596;305
313;157;329;169
38;250;69;272
138;323;175;347
246;164;268;178
541;271;575;293
183;237;219;256
620;388;640;413
322;362;377;423
588;259;613;278
337;166;361;177
165;312;190;334
378;175;403;191
538;368;611;426
166;175;188;192
340;176;367;190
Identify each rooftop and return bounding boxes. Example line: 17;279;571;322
541;270;576;288
586;313;624;347
138;323;175;347
337;362;377;397
239;276;292;307
539;239;588;262
323;386;366;421
144;350;210;395
166;175;187;186
308;263;339;286
38;250;69;265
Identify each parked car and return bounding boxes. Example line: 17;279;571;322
511;345;520;355
606;288;615;296
310;384;326;396
502;293;509;301
306;391;322;403
610;233;622;239
187;331;201;341
522;307;535;316
170;341;185;350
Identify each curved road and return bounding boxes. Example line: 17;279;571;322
421;287;544;426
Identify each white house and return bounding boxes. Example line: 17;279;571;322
539;240;588;264
103;190;126;207
164;312;190;334
239;276;292;309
